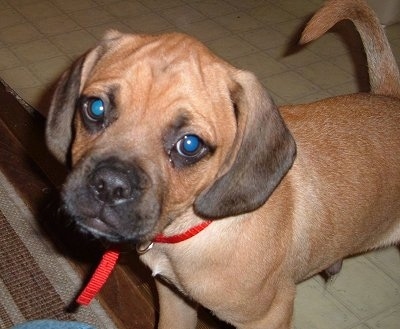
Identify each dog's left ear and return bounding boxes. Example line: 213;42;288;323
194;70;296;218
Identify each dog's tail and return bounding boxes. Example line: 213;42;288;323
300;0;400;98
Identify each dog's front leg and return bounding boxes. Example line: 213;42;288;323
156;279;198;329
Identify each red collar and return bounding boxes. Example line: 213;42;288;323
153;220;212;244
76;220;212;306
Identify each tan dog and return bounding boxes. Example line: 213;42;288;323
46;0;400;328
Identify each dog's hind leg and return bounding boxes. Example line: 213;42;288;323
323;259;343;279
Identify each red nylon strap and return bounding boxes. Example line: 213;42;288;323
153;220;212;244
76;250;120;305
76;220;212;306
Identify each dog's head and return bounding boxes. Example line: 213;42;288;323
46;31;296;243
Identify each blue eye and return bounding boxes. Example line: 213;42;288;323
85;98;105;121
176;135;203;157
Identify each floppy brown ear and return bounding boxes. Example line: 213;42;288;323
46;30;124;165
194;71;296;218
45;55;86;164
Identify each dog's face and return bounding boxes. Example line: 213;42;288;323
46;31;296;243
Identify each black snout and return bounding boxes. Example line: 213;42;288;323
88;161;136;205
63;156;160;243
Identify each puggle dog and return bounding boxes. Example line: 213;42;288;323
46;0;400;328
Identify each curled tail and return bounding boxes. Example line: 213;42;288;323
300;0;400;97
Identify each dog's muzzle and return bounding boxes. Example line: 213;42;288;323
62;157;162;243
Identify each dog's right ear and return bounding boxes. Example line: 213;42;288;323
46;55;86;165
46;30;124;165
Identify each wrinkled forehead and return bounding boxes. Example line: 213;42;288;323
86;32;227;87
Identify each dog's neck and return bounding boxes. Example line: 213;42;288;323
153;220;212;244
137;219;212;254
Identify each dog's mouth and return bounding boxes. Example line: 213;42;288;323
75;216;129;243
71;212;155;244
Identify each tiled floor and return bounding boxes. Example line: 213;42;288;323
0;0;399;328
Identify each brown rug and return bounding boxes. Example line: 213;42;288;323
0;171;118;329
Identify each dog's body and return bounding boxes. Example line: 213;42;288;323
46;0;400;328
142;93;400;328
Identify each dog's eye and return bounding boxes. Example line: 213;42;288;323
170;134;209;167
84;98;105;122
176;135;203;157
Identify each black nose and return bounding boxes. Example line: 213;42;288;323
89;164;133;205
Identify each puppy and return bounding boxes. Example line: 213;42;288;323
46;0;400;328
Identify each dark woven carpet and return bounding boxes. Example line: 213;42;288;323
0;172;117;329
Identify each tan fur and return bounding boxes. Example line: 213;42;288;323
46;0;400;328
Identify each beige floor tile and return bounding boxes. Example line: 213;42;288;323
261;71;320;102
231;52;288;79
366;304;400;329
69;8;116;28
160;5;205;27
303;33;351;59
179;19;231;42
0;48;21;70
28;56;72;84
248;3;296;25
239;27;289;50
51;0;97;12
139;0;183;11
0;8;26;29
11;39;63;64
348;325;370;329
273;0;318;18
92;0;120;4
391;39;400;67
0;23;42;46
385;23;400;41
272;18;306;38
122;13;173;34
206;35;258;60
327;80;361;96
105;0;150;18
292;90;332;104
223;0;266;10
0;0;11;9
16;1;62;21
328;52;367;75
50;30;97;57
0;67;41;89
32;15;81;36
189;1;237;19
213;12;263;32
296;61;353;90
366;247;400;286
324;256;400;319
7;0;43;5
294;278;360;329
266;47;322;69
269;91;286;106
